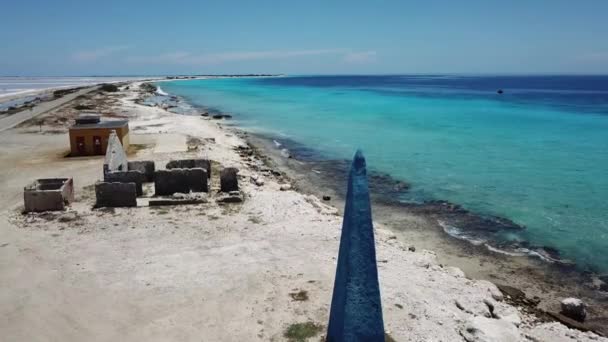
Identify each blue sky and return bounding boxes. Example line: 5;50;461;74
1;0;608;75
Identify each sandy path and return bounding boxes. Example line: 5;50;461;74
0;84;604;341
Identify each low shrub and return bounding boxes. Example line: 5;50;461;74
100;83;119;92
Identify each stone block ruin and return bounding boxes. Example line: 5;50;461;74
217;167;243;203
95;182;137;207
104;170;145;196
152;159;212;197
23;178;74;212
166;159;211;178
127;161;155;182
220;167;239;192
93;139;241;206
95;130;155;207
154;168;208;196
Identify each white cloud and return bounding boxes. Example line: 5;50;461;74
72;46;130;62
127;49;375;66
127;49;344;65
343;50;377;64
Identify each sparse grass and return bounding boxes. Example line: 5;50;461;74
394;303;403;309
96;207;116;214
221;205;241;216
57;213;80;223
38;212;58;221
127;144;153;155
53;88;78;97
248;215;263;224
43;129;66;135
74;104;94;110
186;135;203;146
150;207;170;215
208;215;220;220
140;83;157;92
100;83;119;92
289;290;309;302
78;184;96;200
210;160;222;178
284;322;322;342
179;205;197;212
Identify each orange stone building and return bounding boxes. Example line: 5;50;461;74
68;114;129;156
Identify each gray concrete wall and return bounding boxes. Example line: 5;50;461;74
220;167;239;192
104;171;144;196
166;159;211;178
24;191;65;212
23;178;74;212
154;168;208;196
95;182;137;207
128;161;155;182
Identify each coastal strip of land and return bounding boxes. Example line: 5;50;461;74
0;86;99;132
0;81;605;341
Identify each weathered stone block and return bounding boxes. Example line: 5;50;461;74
104;170;145;196
154;168;208;196
561;298;587;322
220;167;239;192
23;178;74;212
128;160;155;182
95;182;137;207
217;191;243;203
166;159;211;178
149;199;206;206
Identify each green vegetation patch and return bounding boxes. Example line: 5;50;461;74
74;104;94;110
139;83;157;92
289;289;309;301
283;322;322;342
100;83;119;92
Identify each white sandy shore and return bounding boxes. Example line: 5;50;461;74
0;82;604;341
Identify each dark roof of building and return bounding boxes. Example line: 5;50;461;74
75;113;101;124
70;119;129;130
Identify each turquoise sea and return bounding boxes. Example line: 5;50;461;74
161;76;608;273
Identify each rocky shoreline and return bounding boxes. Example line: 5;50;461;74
137;80;608;337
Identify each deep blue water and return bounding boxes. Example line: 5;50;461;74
161;75;608;273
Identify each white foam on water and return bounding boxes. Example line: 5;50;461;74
438;220;486;246
484;245;529;257
280;148;290;158
155;86;169;96
439;220;572;265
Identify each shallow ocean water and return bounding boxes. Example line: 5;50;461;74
161;75;608;273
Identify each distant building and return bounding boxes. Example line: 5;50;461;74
68;113;129;156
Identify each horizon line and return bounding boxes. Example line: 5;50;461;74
2;72;608;78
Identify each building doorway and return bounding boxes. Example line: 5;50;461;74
93;136;103;155
76;136;86;155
